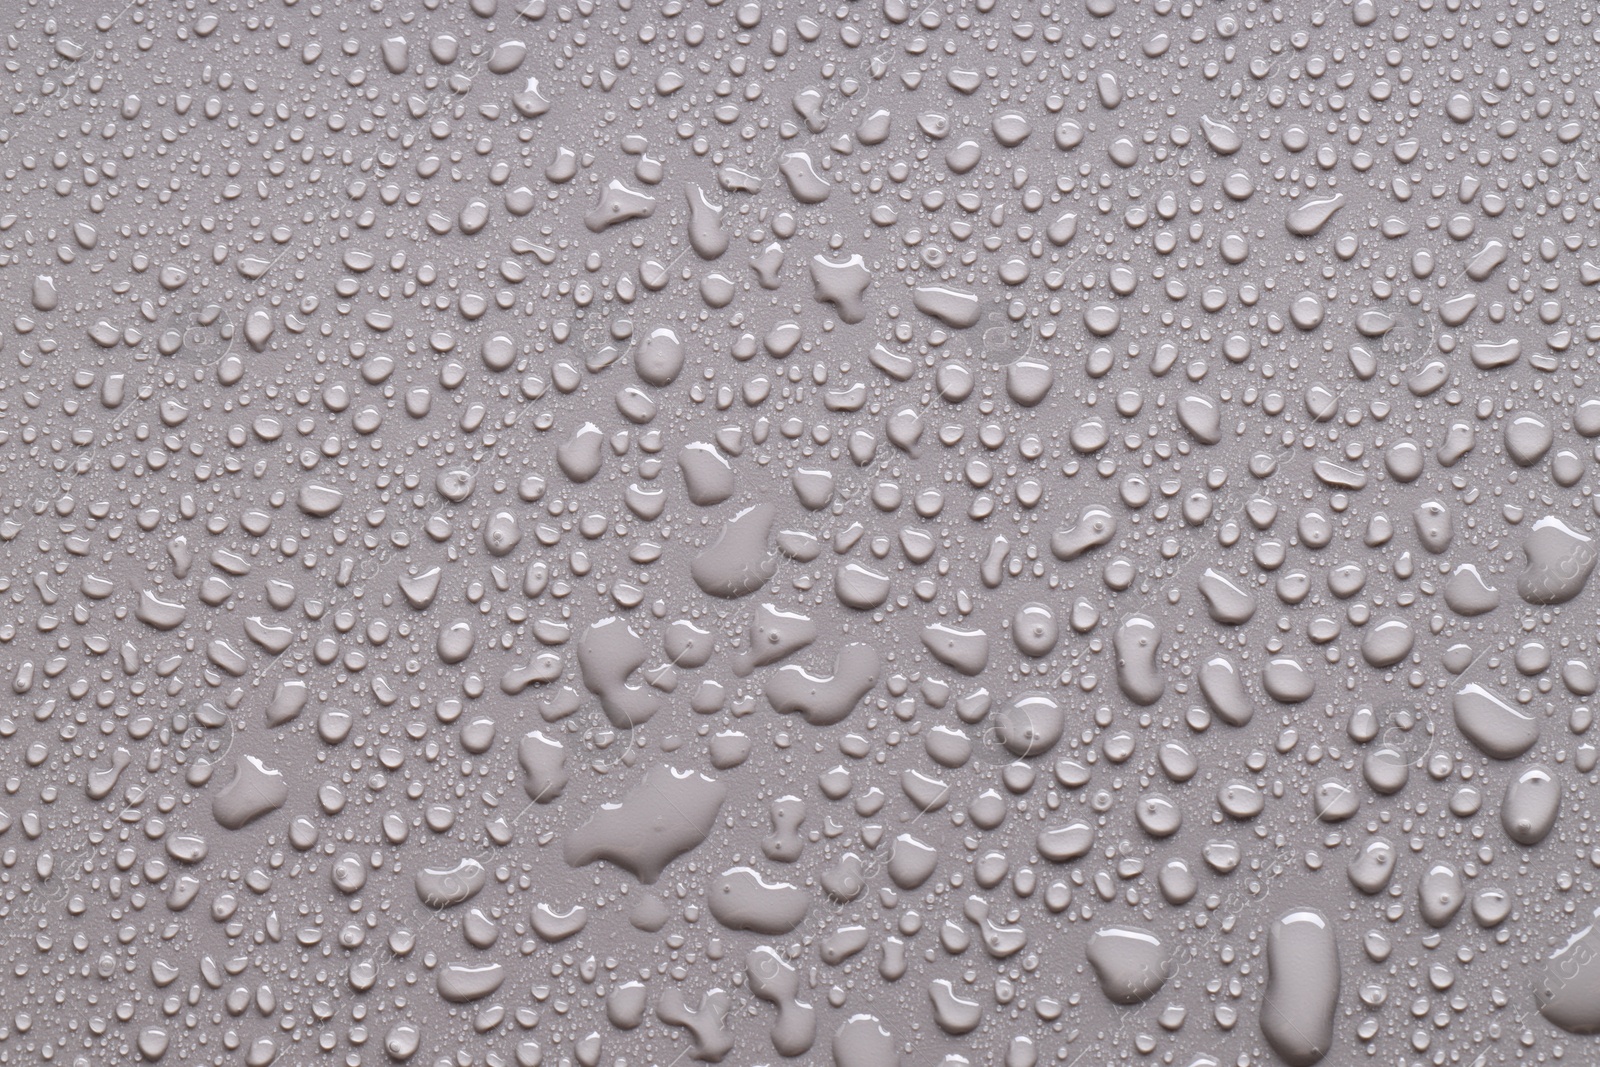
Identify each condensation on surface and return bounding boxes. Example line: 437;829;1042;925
6;0;1600;1065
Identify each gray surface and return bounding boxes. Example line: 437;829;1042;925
3;0;1600;1064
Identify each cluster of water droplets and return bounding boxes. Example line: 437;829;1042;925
6;0;1600;1065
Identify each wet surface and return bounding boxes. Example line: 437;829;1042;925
6;0;1600;1065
